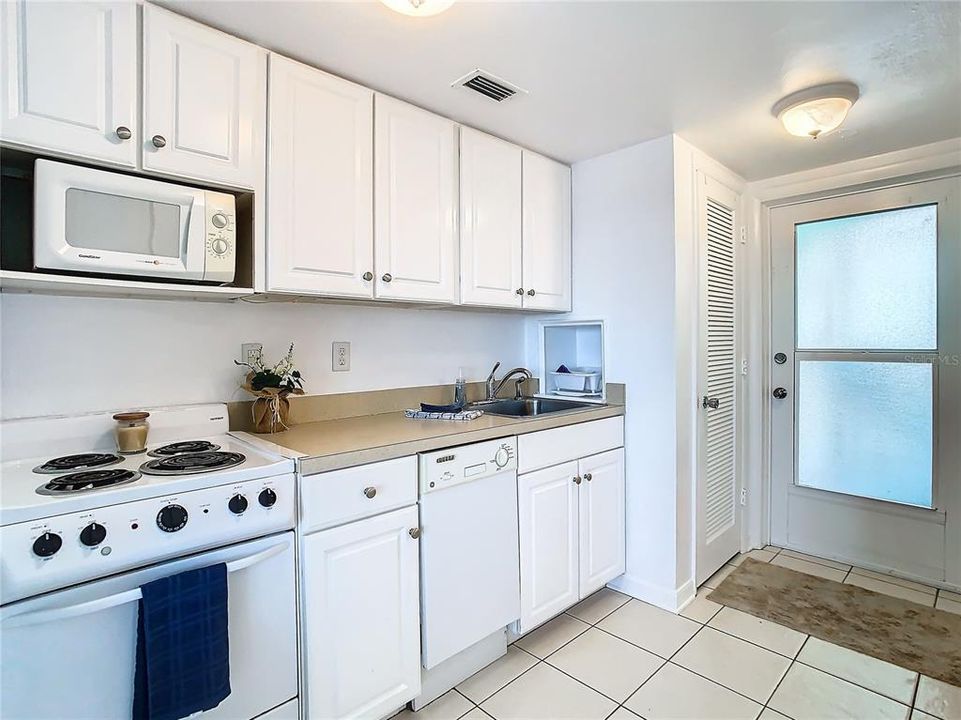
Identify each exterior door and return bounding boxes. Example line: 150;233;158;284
517;461;579;633
0;0;137;166
267;55;374;298
374;94;458;304
142;4;266;188
459;127;523;308
695;175;741;585
302;506;421;720
522;150;572;311
578;449;626;596
770;177;961;586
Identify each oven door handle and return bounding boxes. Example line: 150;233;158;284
4;539;290;629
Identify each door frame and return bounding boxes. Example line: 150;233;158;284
747;145;961;589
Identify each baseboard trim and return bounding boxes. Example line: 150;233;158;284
609;573;696;613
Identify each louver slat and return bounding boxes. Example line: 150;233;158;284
704;196;737;542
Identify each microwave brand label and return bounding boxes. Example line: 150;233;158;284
78;254;101;260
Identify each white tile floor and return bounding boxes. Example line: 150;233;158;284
397;546;961;720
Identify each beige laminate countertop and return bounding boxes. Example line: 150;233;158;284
236;403;624;475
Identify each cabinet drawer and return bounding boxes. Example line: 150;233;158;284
301;456;417;533
518;417;624;474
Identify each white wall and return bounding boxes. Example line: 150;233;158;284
562;134;684;607
0;294;527;419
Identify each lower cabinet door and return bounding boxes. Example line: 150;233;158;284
578;448;626;596
517;461;580;633
302;505;421;720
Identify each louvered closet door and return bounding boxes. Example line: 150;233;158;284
695;174;741;586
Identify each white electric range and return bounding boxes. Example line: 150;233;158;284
0;404;300;720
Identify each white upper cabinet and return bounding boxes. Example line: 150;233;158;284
0;0;137;166
142;4;265;188
459;128;523;308
267;55;374;297
374;95;458;304
522;151;572;311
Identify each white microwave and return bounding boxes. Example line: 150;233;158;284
33;159;236;284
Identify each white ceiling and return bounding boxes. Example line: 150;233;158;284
161;1;961;180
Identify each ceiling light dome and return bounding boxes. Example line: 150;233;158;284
772;82;860;140
380;0;454;17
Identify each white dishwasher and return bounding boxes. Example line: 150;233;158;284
418;437;520;673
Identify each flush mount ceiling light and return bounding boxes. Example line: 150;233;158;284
379;0;454;17
772;82;860;139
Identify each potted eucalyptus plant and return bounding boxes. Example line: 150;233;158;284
235;343;305;433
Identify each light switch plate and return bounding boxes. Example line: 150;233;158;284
332;342;350;372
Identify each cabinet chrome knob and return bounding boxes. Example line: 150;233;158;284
382;273;392;283
773;387;788;400
573;475;582;485
516;288;524;295
584;473;593;482
115;126;132;140
527;289;536;296
409;527;421;539
363;271;373;281
151;134;167;148
363;486;377;499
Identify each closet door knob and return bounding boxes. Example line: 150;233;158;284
151;134;166;148
363;271;373;281
363;487;377;499
382;273;393;283
527;289;536;297
115;126;132;140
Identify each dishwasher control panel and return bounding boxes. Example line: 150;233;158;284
418;437;517;495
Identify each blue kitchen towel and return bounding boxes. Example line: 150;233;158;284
133;563;231;720
420;401;466;413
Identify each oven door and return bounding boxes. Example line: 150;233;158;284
33;159;207;281
0;532;297;720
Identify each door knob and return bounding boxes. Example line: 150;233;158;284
773;387;788;400
382;273;392;283
151;134;166;148
115;126;132;140
702;396;720;409
362;271;373;281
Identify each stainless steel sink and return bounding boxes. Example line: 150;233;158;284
470;397;599;418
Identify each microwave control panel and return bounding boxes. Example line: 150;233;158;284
204;190;237;283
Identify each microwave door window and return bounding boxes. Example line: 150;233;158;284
64;189;182;258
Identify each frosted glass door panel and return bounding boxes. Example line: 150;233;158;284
796;205;937;350
797;361;933;508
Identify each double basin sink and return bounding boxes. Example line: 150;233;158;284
469;397;599;418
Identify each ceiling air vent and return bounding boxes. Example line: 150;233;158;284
452;69;527;103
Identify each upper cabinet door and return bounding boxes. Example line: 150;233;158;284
459;128;523;309
578;448;626;597
522;151;572;311
0;1;137;166
267;55;374;298
142;5;265;188
374;95;458;304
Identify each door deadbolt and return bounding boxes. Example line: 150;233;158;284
773;387;788;400
774;352;787;365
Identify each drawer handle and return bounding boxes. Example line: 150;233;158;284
573;475;582;485
409;527;421;539
363;487;377;499
584;473;593;482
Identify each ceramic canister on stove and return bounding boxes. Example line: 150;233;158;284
112;412;150;454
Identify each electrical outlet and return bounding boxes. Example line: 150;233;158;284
241;343;263;365
740;487;747;506
332;342;350;372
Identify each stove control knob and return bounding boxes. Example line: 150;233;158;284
228;494;248;515
157;504;188;533
80;522;107;547
258;488;277;508
33;531;63;557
